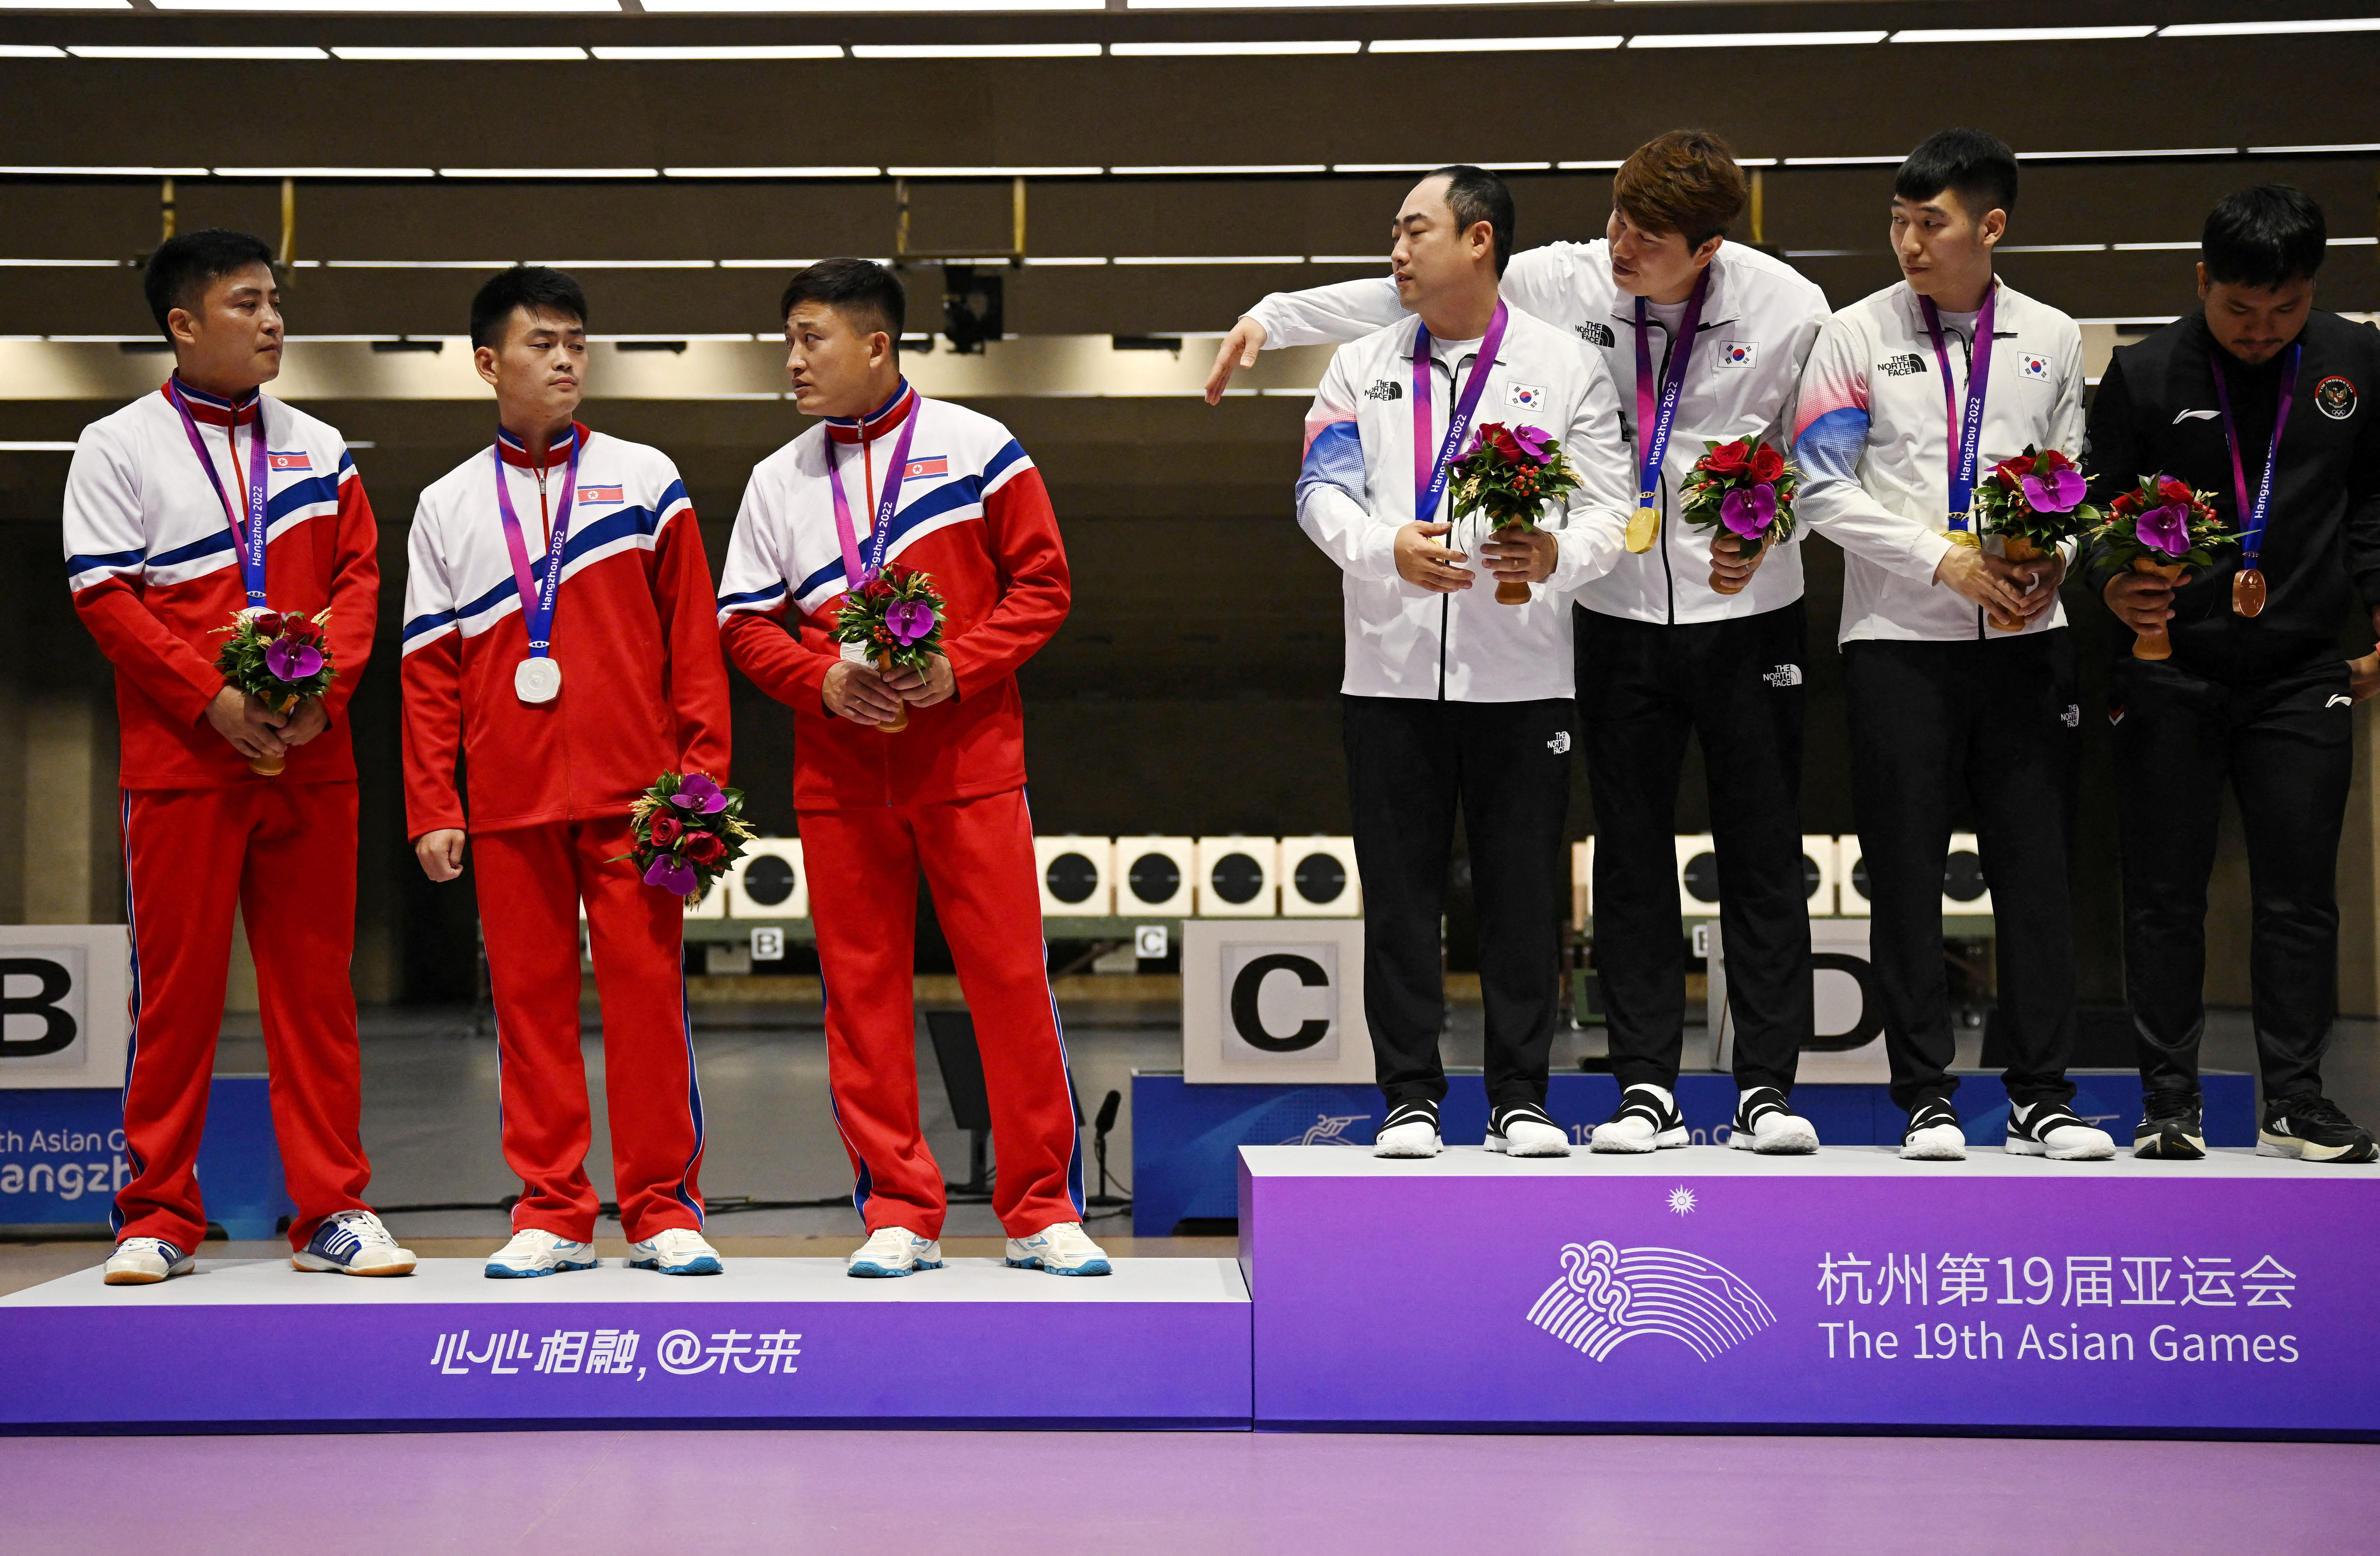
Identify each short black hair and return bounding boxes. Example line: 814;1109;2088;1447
780;258;906;342
1894;128;2019;222
469;265;588;350
1426;164;1516;277
143;228;276;340
2202;184;2327;290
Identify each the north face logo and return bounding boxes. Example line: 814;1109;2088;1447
2062;704;2081;727
1547;731;1572;755
1763;664;1803;688
1878;353;1928;377
1364;379;1403;402
1577;321;1616;348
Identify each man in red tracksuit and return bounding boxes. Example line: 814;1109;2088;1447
402;266;732;1278
718;258;1105;1277
65;228;414;1285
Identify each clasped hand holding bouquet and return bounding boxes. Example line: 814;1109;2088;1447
1396;421;1580;599
210;606;337;775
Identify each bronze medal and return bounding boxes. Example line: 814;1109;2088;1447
2233;566;2267;618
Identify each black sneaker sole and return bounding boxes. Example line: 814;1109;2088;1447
2133;1127;2206;1160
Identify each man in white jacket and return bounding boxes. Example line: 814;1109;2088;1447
1213;132;1833;1158
1791;128;2114;1162
1295;165;1634;1157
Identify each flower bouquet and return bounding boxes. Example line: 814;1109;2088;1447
211;608;336;776
830;564;946;733
1679;436;1798;596
616;772;755;901
1972;445;2100;632
2091;473;2234;661
1447;421;1583;605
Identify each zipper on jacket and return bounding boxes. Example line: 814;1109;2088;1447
1647;315;1679;626
1423;343;1481;703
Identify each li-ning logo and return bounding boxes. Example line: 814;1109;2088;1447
1365;379;1404;402
1547;731;1573;755
1577;321;1616;348
2329;695;2354;709
1526;1240;1775;1361
1764;664;1803;688
1277;1113;1370;1146
1878;352;1928;377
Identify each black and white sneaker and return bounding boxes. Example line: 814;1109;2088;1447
1899;1097;1967;1160
2258;1095;2378;1164
1486;1101;1571;1157
1590;1084;1688;1153
1373;1099;1442;1158
2133;1091;2206;1160
2005;1100;2116;1160
1727;1086;1819;1154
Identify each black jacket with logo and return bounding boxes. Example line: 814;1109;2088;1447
2080;308;2380;682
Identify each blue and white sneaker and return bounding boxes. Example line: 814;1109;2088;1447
484;1228;599;1279
293;1208;416;1276
104;1237;194;1286
1006;1221;1112;1276
627;1227;723;1276
848;1226;943;1278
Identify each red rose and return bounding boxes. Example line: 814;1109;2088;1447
650;814;683;848
2112;491;2143;516
284;619;323;647
1749;443;1785;483
1486;426;1523;463
1703;439;1752;476
252;611;286;637
2158;477;2194;505
2036;449;2072;473
683;832;726;867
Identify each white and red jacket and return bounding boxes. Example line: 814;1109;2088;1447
716;382;1069;810
65;379;377;788
400;423;731;837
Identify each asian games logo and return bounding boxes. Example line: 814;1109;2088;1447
1526;1232;1776;1361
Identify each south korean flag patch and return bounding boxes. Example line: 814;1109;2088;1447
1506;383;1547;413
2019;352;2052;381
1718;341;1757;369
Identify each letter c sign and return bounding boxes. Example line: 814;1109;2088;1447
1229;953;1331;1052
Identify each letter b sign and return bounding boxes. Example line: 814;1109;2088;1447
1;954;81;1061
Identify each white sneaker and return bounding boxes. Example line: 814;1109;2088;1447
628;1227;722;1275
1592;1084;1689;1153
1900;1098;1968;1161
1373;1099;1442;1158
1006;1221;1112;1276
1485;1102;1572;1157
293;1209;416;1276
104;1237;194;1286
847;1226;943;1278
2006;1101;2117;1161
484;1228;600;1279
1727;1086;1821;1154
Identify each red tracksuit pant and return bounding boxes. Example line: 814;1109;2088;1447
472;813;706;1244
117;782;372;1254
803;787;1083;1240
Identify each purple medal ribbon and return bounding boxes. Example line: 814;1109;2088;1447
491;428;582;659
1631;268;1712;508
1921;283;1999;535
166;378;271;608
2209;341;2299;570
827;383;922;591
1411;302;1510;528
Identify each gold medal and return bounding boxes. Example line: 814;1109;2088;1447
1625;505;1660;554
1944;529;1982;549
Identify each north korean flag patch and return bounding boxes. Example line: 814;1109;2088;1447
1718;341;1757;369
1506;383;1547;412
2020;353;2051;380
903;456;950;480
266;451;312;471
576;485;624;504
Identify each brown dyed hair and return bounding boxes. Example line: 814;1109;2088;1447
1612;130;1748;249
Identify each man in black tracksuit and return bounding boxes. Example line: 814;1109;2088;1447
2083;185;2380;1163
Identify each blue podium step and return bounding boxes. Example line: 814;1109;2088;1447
1238;1145;2379;1439
0;1257;1250;1433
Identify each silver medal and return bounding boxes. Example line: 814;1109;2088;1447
515;656;562;704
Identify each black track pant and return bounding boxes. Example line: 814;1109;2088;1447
2112;657;2353;1102
1577;601;1812;1094
1343;694;1572;1109
1842;630;2081;1113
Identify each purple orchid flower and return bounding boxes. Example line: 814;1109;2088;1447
643;854;699;895
884;598;938;647
670;773;729;814
2134;502;2191;556
1509;425;1551;461
2020;465;2088;514
1719;482;1778;539
265;638;324;682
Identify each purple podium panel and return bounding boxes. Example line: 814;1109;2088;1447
1238;1146;2380;1439
0;1257;1250;1433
